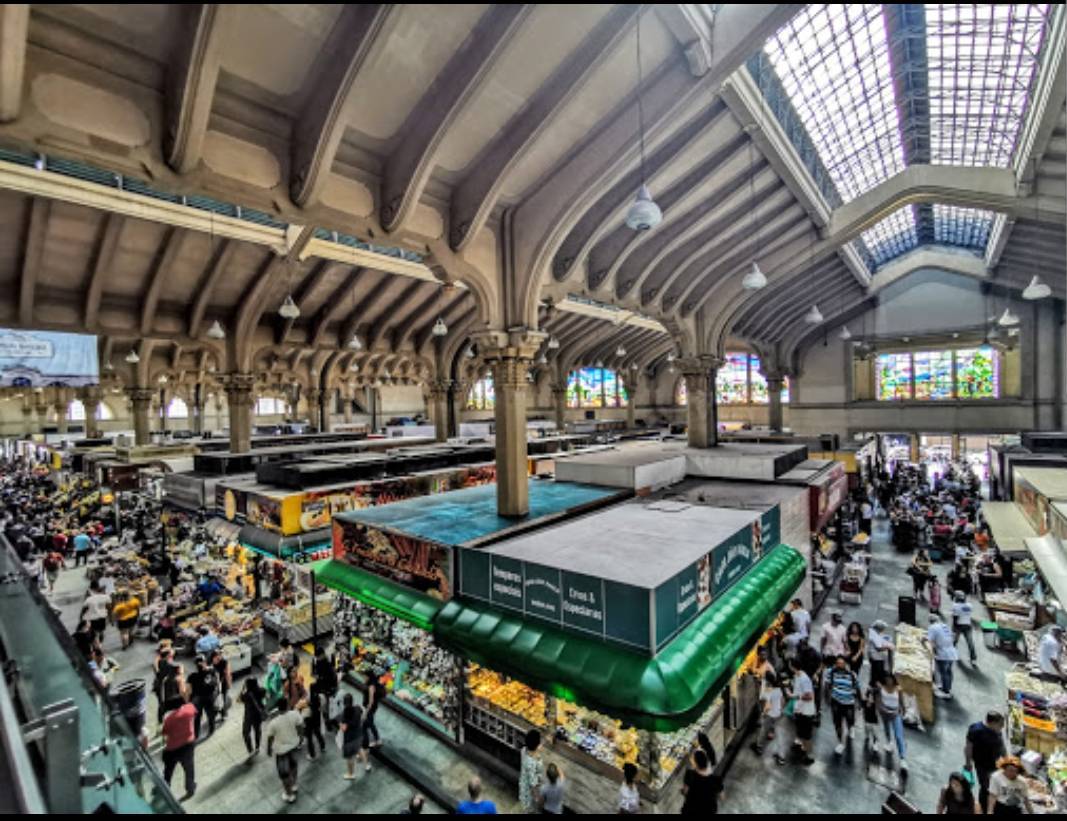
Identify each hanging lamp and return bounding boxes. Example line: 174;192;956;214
998;308;1019;327
125;349;140;364
740;120;766;290
432;317;448;337
742;261;768;291
278;293;300;319
838;325;852;341
624;13;662;232
803;304;824;324
547;336;560;350
615;345;627;358
1023;276;1051;301
206;319;226;340
348;333;362;350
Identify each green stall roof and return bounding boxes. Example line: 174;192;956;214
434;546;805;732
316;560;442;631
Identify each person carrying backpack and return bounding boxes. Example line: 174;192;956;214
187;655;219;738
826;655;861;756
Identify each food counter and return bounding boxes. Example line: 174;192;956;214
894;623;935;725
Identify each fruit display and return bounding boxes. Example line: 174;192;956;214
333;596;461;734
648;698;724;790
554;701;640;771
466;665;547;728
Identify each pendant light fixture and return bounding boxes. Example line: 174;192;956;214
624;12;662;232
615;344;627;358
537;353;547;365
104;360;114;371
432;317;448;337
1023;276;1051;301
547;336;560;350
803;304;824;325
348;333;362;350
125;348;140;364
838;325;852;341
740;118;766;290
278;293;300;319
998;307;1019;327
206;319;226;340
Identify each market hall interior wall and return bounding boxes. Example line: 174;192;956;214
787;269;1065;443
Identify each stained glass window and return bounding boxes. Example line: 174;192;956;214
956;346;1000;399
675;377;688;406
876;353;913;400
466;376;495;410
566;368;628;408
750;356;792;405
717;354;750;405
913;350;954;399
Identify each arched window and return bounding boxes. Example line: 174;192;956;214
675;377;687;406
67;400;86;421
565;368;628;409
466;376;494;410
255;397;286;416
166;397;189;419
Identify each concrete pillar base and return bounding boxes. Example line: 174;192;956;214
126;388;155;446
677;355;723;449
222;374;256;453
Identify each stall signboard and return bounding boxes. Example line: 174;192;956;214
458;549;652;653
333;518;453;601
1014;475;1051;535
0;329;98;387
653;506;782;650
810;463;848;532
217;484;250;523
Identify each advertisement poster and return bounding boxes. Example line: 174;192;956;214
0;329;99;387
334;519;452;600
1014;478;1050;535
246;494;283;533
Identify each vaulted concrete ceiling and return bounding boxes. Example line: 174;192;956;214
0;3;1061;391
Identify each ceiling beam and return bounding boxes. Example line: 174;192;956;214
734;256;844;336
164;4;228;174
83;213;124;329
366;279;425;351
449;4;641;251
187;238;235;338
311;267;366;348
290;5;393;208
0;4;29;123
141;229;186;335
413;289;475;354
276;259;338;345
18;198;48;327
380;4;532;233
396;288;468;351
340;271;397;350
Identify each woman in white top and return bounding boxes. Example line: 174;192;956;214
867;621;894;685
875;674;907;769
987;756;1032;815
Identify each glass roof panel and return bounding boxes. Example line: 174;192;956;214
859;207;919;268
763;4;905;203
926;4;1053;167
932;204;996;250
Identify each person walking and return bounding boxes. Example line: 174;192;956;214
112;590;141;651
457;776;498;814
910;549;933;600
340;692;369;779
240;676;266;757
751;669;786;765
304;681;327;762
936;772;981;814
1037;625;1065;682
540;763;565;815
867;621;894;686
846;622;866;677
81;580;111;643
826;655;861;756
161;691;198;801
618;763;640;815
187;654;219;738
965;712;1006;812
43;549;64;593
362;677;385;749
987;756;1033;815
266;702;304;804
211;648;233;721
925;614;959;699
680;749;723;815
875;674;907;770
72;529;92;568
788;657;816;766
951;591;978;667
518;729;545;814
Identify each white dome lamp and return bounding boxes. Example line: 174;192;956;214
125;348;140;364
348;333;362;350
432;316;448;337
1023;276;1051;301
537;353;548;365
547;336;560;350
838;325;852;341
998;308;1020;327
803;304;824;325
615;345;627;358
624;16;662;233
742;261;768;291
278;293;300;320
206;319;226;340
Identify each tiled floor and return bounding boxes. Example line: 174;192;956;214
49;513;1018;815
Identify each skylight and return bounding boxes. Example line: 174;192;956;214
932;204;995;249
858;207;920;267
763;4;905;203
926;4;1053;167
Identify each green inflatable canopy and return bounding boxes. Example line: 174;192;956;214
315;560;443;631
434;546;806;732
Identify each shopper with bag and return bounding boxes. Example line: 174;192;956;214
240;677;266;757
266;702;304;803
339;692;369;779
875;674;907;769
826;655;861;756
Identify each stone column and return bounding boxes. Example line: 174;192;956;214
20;402;33;436
53;400;69;435
79;386;103;438
677;355;722;449
428;380;451;442
158;390;169;436
126;387;154;446
222;374;255;453
308;389;328;433
551;383;567;433
910;433;921;463
766;374;785;433
625;372;637;430
342;391;353;425
479;331;544;518
951;433;961;461
451;380;468;438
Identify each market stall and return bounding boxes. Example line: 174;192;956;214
894;623;935;725
1004;666;1067;812
983;501;1039;557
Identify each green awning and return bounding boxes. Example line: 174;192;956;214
434;546;805;731
316;560;442;631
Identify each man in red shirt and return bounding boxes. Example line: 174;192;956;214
161;692;198;800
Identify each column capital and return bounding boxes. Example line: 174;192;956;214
125;387;155;404
428;379;452;399
550;383;568;398
472;328;547;363
307;388;324;404
221;373;256;407
675;354;724;375
78;385;103;404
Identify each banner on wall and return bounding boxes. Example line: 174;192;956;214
0;329;99;387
